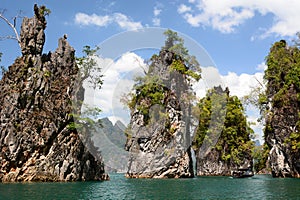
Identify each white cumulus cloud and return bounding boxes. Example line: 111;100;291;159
75;12;143;31
178;4;192;14
154;7;162;16
82;52;146;125
75;13;111;26
152;3;163;26
152;18;161;26
178;0;300;37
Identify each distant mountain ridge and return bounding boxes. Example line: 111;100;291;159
92;117;128;173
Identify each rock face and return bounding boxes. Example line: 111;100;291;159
125;50;195;178
196;149;252;176
263;40;300;178
265;84;300;178
0;5;108;182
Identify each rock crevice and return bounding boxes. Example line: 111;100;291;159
125;50;194;178
0;5;108;182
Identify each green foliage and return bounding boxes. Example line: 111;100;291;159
263;39;300;151
285;132;300;152
76;45;103;90
193;87;254;165
163;29;201;82
170;59;201;81
43;70;51;77
39;5;51;17
68;46;104;131
252;144;270;172
265;40;300;103
128;75;165;124
67;104;102;131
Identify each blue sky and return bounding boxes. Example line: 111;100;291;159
1;0;296;73
1;0;300;143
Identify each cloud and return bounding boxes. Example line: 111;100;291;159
82;52;146;125
75;13;111;26
256;62;267;71
178;4;192;14
113;13;143;31
193;66;264;98
178;0;300;37
154;7;162;16
152;3;163;26
75;12;143;31
221;71;264;98
152;18;161;26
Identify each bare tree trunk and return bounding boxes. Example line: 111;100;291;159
0;12;21;48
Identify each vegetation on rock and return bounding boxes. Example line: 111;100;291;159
193;86;254;174
124;29;200;178
260;39;300;177
126;29;200;125
0;4;108;182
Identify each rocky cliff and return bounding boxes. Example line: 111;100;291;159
263;40;300;178
0;5;108;182
193;86;254;176
265;84;300;178
265;85;300;178
125;50;195;178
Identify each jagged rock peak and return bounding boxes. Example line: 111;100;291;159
20;4;47;56
124;50;195;178
0;4;108;182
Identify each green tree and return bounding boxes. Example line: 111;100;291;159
252;143;270;173
263;39;300;151
193;86;254;165
76;45;103;90
125;30;201;126
68;45;104;130
162;29;201;81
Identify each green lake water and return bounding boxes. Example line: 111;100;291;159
0;174;299;200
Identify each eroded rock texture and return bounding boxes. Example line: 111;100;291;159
265;84;300;178
125;50;195;178
264;40;300;178
0;5;108;182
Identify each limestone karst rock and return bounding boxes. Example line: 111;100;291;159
0;4;108;182
193;86;253;176
125;50;195;178
265;84;300;178
263;40;300;178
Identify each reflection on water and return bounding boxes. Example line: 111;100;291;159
0;174;300;200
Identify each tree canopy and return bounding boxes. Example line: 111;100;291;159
193;86;254;165
163;29;201;81
263;39;300;151
125;30;201;126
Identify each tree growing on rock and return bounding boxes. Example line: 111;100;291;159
261;39;300;177
0;4;108;182
124;29;201;178
193;86;254;176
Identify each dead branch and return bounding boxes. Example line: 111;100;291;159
0;10;21;48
